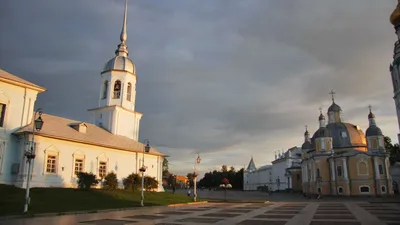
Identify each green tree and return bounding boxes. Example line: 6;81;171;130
122;173;140;191
103;172;118;190
221;165;228;173
186;172;195;187
162;158;170;177
385;136;400;165
76;172;99;190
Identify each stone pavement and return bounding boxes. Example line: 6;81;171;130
1;201;400;225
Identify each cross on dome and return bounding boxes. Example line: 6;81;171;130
368;104;372;112
329;90;336;103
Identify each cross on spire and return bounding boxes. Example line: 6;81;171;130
305;125;308;131
319;107;322;114
329;90;336;102
368;104;372;112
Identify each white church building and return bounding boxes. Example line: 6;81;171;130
0;2;165;191
243;147;302;191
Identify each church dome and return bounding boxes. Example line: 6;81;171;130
311;122;367;151
313;127;330;139
366;126;383;137
302;141;311;150
391;1;400;26
103;56;135;74
328;102;341;112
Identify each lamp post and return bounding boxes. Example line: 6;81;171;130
139;139;150;207
316;176;322;199
276;177;281;192
23;108;44;214
193;154;201;202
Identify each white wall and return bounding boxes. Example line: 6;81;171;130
14;135;164;191
243;166;273;191
272;160;288;191
0;81;40;185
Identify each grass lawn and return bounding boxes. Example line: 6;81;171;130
0;184;198;216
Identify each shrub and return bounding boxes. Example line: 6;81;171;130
123;173;140;191
103;172;118;190
77;172;99;190
144;176;158;191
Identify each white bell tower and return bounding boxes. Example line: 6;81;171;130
88;0;142;141
390;1;400;143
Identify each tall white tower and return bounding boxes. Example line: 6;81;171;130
390;1;400;144
88;0;142;141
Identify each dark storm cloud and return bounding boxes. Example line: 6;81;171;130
0;0;398;175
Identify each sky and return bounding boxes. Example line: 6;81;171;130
0;0;399;176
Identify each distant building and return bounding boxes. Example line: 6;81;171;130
301;94;392;196
390;0;400;144
243;147;302;192
0;2;165;191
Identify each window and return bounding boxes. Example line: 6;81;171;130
316;168;320;178
74;159;84;175
379;165;384;175
99;161;107;178
296;174;300;181
113;80;121;99
102;81;108;99
337;166;342;177
127;82;132;101
46;155;57;173
360;186;370;193
381;186;386;193
338;187;343;194
357;161;368;175
0;104;6;127
341;132;347;138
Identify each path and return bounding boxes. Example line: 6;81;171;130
1;201;400;225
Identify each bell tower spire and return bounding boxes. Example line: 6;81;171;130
115;0;129;57
89;0;142;142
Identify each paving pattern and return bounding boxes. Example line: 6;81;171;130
2;202;400;225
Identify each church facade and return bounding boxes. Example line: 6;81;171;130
243;147;302;192
301;94;392;196
0;2;165;191
390;0;400;144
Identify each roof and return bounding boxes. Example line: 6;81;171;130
311;122;367;151
0;68;46;92
328;102;341;112
246;157;256;171
366;125;383;137
13;113;165;156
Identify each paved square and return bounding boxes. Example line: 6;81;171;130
3;201;400;225
124;215;167;220
236;220;286;225
80;219;137;224
176;217;224;223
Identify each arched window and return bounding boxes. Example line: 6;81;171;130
102;81;108;99
357;160;368;175
360;186;370;193
127;82;132;101
316;168;320;178
337;186;343;194
113;80;121;99
381;185;386;193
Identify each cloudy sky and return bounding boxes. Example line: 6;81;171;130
0;0;399;176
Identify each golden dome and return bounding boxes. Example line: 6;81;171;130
390;0;400;26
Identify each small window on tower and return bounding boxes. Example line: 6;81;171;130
113;80;121;99
102;81;108;99
127;82;132;101
341;132;347;138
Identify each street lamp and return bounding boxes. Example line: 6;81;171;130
316;176;322;199
23;108;44;213
276;177;280;192
139;139;150;207
193;154;201;202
